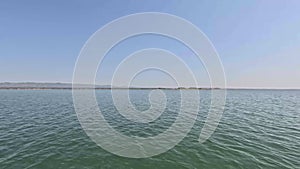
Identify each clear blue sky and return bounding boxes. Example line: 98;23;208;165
1;0;300;88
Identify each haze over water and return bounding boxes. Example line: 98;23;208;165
1;89;299;169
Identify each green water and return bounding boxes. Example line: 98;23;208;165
0;90;299;168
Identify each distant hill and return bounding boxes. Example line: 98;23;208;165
0;82;111;89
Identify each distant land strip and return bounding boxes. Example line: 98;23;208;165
0;87;220;90
0;83;299;90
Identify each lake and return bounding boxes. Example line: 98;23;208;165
0;89;299;168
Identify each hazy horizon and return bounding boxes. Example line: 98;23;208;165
1;81;300;90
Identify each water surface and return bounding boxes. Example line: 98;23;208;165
0;89;299;168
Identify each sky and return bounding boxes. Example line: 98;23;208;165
1;0;300;88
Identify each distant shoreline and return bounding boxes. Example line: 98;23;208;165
0;87;220;90
0;82;299;90
1;87;300;90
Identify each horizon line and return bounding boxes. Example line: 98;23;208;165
1;81;300;90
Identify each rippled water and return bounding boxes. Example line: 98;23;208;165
0;89;299;168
